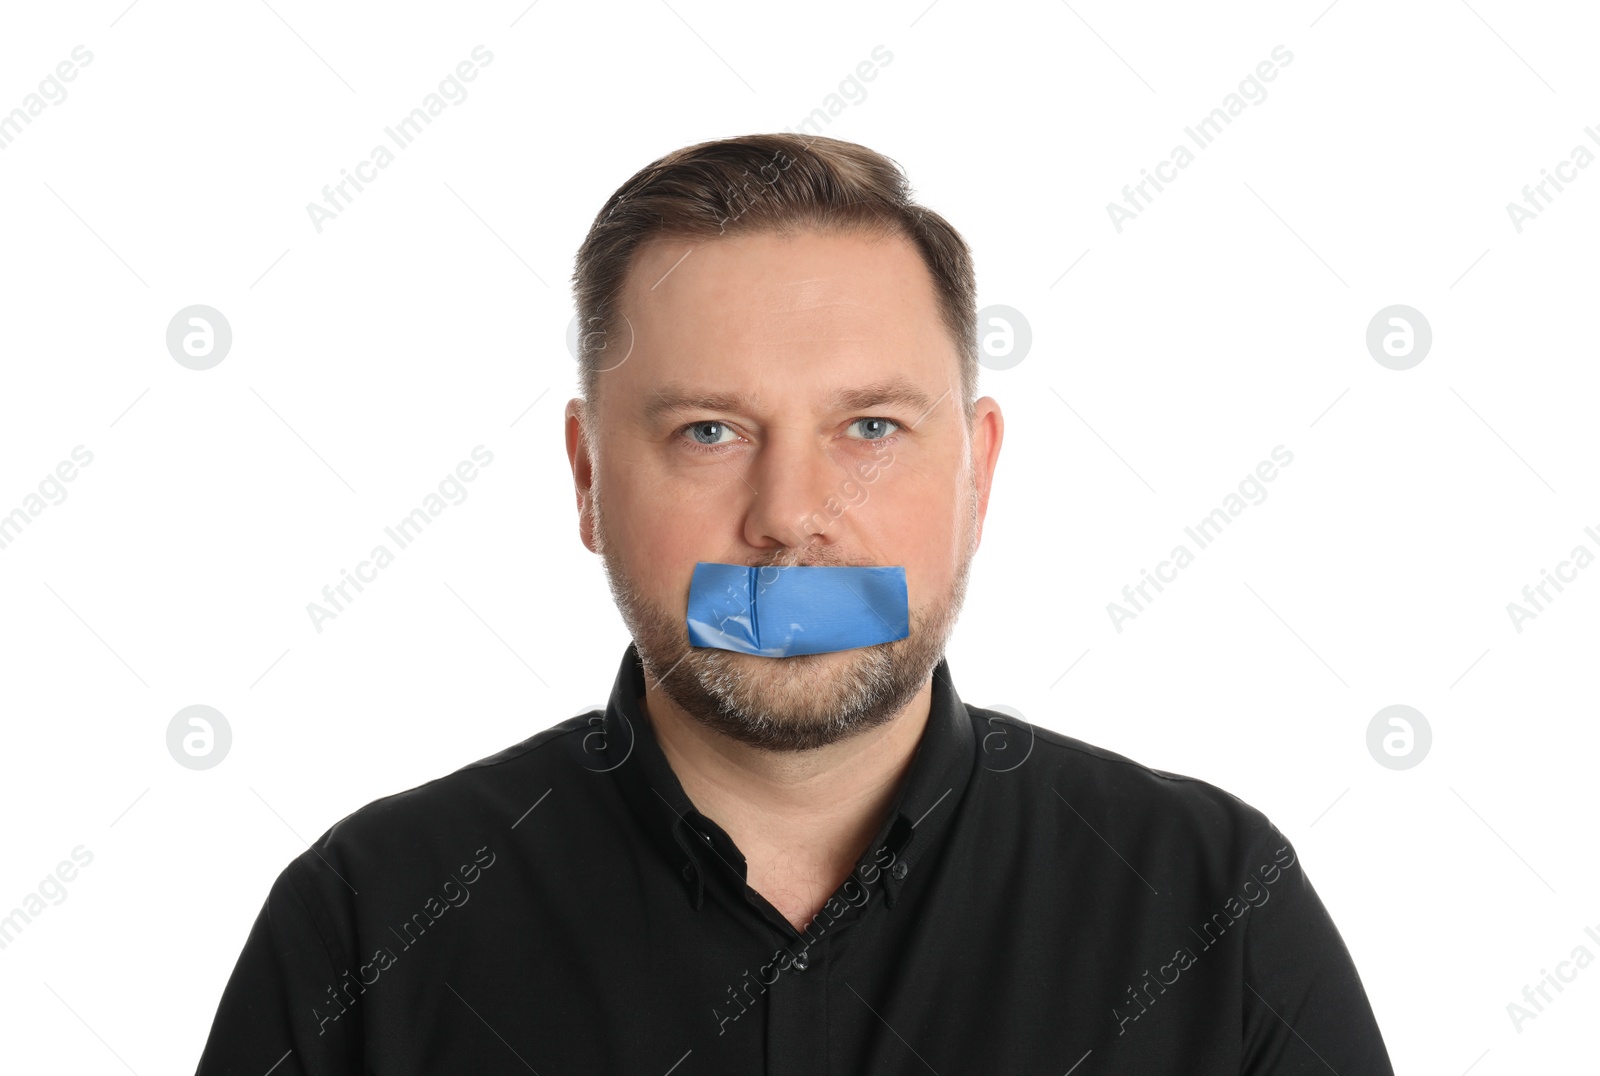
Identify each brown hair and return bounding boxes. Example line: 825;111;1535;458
570;133;977;423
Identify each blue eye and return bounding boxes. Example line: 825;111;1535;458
847;418;900;441
684;421;737;447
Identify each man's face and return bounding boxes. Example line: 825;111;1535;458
565;228;1003;752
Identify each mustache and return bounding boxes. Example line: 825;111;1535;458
746;554;876;570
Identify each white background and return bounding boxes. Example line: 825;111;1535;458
2;0;1597;1071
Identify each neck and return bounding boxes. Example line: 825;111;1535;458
641;675;934;860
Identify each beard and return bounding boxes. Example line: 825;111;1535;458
592;474;978;753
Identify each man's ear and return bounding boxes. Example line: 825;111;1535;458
969;397;1003;548
565;398;598;554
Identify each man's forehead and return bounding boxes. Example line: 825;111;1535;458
598;230;959;421
622;229;934;308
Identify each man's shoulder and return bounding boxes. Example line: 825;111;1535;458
964;703;1281;854
296;711;598;873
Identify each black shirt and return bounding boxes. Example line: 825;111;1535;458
195;643;1393;1074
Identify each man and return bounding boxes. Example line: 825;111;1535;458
196;133;1393;1073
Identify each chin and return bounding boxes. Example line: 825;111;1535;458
709;647;844;677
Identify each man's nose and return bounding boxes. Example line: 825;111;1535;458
741;428;854;550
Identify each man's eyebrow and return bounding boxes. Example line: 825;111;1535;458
639;386;747;425
827;378;942;422
639;377;944;426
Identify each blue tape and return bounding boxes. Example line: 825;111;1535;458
685;562;910;657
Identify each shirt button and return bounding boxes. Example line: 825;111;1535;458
681;862;694;880
890;861;909;880
793;950;809;971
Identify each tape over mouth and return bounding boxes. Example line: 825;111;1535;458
685;561;910;657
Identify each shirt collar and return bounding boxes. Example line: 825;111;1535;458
592;641;977;911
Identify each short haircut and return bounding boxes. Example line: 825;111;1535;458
570;133;977;423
